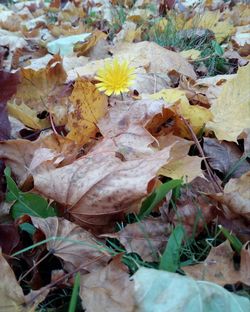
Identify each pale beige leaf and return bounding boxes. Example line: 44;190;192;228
33;146;173;231
0;134;78;186
0;249;25;312
31;217;110;272
184;240;250;286
80;255;135;312
209;171;250;221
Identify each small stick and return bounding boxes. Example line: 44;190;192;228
49;113;59;135
179;115;223;193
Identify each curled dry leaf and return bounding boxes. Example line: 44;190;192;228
103;217;171;262
209;171;250;221
31;217;110;272
8;54;67;118
0;133;78;186
203;137;250;179
157;134;204;183
80;255;135;312
184;240;250;286
33;146;173;231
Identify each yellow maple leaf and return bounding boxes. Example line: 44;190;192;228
180;49;201;60
66;79;108;145
206;63;250;142
184;10;234;43
7;102;50;130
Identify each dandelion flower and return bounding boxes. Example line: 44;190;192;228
95;58;136;96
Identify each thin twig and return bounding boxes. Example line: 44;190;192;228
18;251;52;283
179;115;223;193
49;113;59;135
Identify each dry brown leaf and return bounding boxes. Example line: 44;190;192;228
203;137;250;179
167;177;219;236
0;249;47;311
111;41;197;79
66;78;108;145
31;217;110;272
80;255;135;312
0;133;78;186
184;240;250;286
66;41;196;81
74;30;107;56
104;217;171;262
209;171;250;221
11;54;67;112
33;146;173;232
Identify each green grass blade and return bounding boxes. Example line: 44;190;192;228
68;272;81;312
219;225;243;253
138;179;183;220
159;224;185;272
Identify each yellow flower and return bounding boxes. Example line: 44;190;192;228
95;58;136;96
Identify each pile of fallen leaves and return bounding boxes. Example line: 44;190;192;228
0;0;250;311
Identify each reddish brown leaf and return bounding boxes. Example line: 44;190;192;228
0;223;20;255
203;137;250;179
168;177;219;236
104;217;171;261
0;71;20;140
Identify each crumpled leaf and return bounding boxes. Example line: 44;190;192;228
74;30;107;56
149;88;212;138
0;133;78;186
66;78;108;145
206;64;250;142
203;137;250;179
33;146;173;231
184;240;250;286
10;55;67;114
132;267;250;312
31;217;110;272
104;217;171;262
209;171;250;221
79;255;135;312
